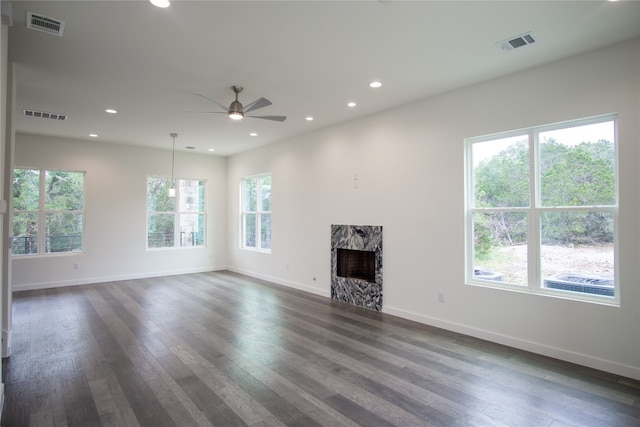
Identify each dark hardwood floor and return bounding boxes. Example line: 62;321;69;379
1;271;639;426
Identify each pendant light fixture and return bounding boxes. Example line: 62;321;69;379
169;133;177;198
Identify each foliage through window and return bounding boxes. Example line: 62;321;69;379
465;115;617;301
241;173;271;251
12;168;85;255
147;177;206;249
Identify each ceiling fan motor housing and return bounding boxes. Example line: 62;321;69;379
229;100;243;113
228;100;244;119
229;85;245;118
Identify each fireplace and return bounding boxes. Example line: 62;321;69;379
331;224;382;311
337;249;375;283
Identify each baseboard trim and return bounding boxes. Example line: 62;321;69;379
11;266;227;292
0;383;4;424
226;266;330;298
383;305;640;381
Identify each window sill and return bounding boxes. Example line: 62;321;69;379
466;279;620;307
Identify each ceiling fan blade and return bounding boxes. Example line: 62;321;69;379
185;111;227;115
246;114;287;122
243;97;272;113
192;93;229;111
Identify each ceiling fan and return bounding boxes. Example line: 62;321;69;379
192;85;287;122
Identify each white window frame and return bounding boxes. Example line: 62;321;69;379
240;173;272;253
146;176;207;250
12;168;86;257
464;114;619;304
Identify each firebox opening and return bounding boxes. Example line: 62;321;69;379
337;248;375;283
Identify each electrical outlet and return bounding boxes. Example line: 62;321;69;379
438;292;445;303
73;262;80;270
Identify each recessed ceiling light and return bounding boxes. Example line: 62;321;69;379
369;81;382;88
105;109;117;114
249;132;258;137
306;116;314;121
347;102;357;108
208;148;215;152
89;133;98;138
150;0;170;8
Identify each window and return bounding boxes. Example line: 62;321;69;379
465;115;617;302
147;177;206;249
12;168;85;255
241;173;271;251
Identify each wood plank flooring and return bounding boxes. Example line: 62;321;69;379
2;271;639;426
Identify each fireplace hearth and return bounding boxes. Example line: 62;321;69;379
331;224;382;311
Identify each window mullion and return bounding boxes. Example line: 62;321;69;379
465;144;475;283
256;177;262;249
174;181;180;247
256;211;262;250
529;130;540;291
240;212;245;248
39;168;46;255
528;210;540;291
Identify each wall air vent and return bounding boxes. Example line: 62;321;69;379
497;32;536;52
26;11;65;36
23;110;68;121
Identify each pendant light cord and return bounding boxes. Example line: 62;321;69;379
170;133;177;185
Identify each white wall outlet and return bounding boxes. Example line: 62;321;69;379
438;292;445;303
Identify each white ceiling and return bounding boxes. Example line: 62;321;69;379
7;0;640;156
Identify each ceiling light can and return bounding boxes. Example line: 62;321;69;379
150;0;170;8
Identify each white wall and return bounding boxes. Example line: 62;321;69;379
227;38;640;379
12;134;227;289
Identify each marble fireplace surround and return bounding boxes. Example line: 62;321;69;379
331;224;383;311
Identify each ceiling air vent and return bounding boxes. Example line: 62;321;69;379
497;32;536;52
23;110;68;121
26;11;65;36
1;1;12;26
